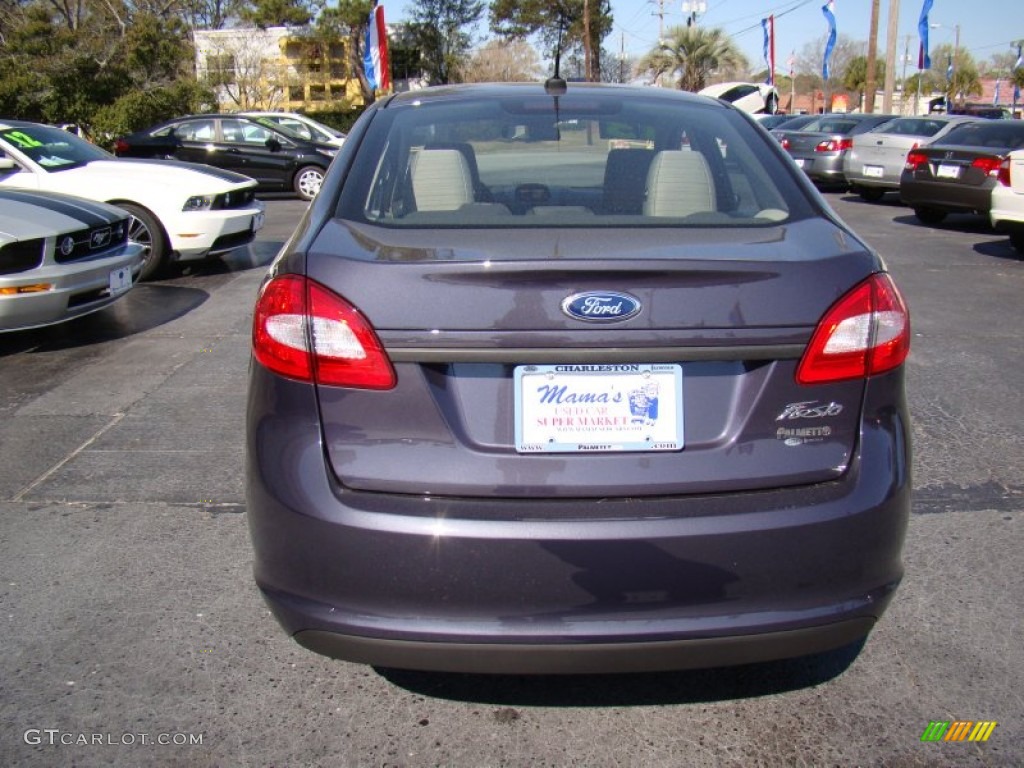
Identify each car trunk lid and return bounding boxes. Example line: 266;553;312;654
307;217;880;499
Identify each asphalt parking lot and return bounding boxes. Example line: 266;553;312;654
0;192;1021;767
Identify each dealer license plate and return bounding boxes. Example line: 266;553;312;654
514;363;684;454
109;267;131;296
793;158;806;168
862;165;884;178
936;164;961;179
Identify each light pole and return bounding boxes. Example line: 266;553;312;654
682;1;706;27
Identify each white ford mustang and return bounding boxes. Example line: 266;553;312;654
0;120;265;280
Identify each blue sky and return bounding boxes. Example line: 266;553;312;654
386;0;1024;74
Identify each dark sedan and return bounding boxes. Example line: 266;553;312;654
775;113;897;187
900;120;1024;224
114;115;337;200
246;82;911;675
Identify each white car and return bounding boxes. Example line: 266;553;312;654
991;148;1024;254
698;82;779;114
241;112;347;148
1;188;142;332
0;120;266;280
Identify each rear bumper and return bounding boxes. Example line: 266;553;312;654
899;178;993;214
246;367;911;674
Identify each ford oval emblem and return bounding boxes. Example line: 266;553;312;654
561;291;641;323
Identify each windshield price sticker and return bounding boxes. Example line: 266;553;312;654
514;363;684;454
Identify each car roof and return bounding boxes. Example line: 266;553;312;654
379;82;727;110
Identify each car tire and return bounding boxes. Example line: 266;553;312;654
858;187;886;203
1010;229;1024;254
119;202;169;281
293;165;325;201
914;207;947;226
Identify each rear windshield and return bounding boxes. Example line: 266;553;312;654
337;90;814;229
940;121;1024;149
871;118;953;137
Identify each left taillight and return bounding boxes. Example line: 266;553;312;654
252;274;396;390
796;273;910;386
815;138;853;153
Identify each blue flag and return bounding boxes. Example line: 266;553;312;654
1015;45;1022;103
822;1;837;80
917;0;933;69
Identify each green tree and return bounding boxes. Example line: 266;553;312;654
240;0;318;29
844;55;885;109
316;0;375;102
490;0;612;82
409;0;483;85
638;25;746;92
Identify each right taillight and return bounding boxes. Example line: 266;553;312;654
904;150;929;171
997;157;1012;186
796;273;910;385
252;274;396;390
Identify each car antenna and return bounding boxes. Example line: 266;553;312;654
545;11;567;96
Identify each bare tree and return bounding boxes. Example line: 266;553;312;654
197;29;289;109
460;38;542;82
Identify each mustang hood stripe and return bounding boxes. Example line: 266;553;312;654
0;189;114;228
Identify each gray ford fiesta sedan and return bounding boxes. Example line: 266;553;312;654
246;82;911;674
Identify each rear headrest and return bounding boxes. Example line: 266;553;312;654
411;149;475;211
643;150;717;218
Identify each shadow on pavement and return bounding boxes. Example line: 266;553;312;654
0;283;209;356
973;237;1022;261
376;638;866;706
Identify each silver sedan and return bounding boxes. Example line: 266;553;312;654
843;115;980;202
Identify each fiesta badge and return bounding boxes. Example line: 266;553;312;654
562;291;641;322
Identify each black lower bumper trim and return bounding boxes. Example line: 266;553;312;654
294;618;876;675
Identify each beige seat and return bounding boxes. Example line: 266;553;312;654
410;149;475;211
643;150;717;218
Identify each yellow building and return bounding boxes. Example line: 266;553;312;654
193;26;364;112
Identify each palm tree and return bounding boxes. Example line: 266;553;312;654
639;25;747;92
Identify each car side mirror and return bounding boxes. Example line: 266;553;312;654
265;138;281;152
0;156;17;172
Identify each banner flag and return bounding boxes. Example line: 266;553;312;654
821;2;837;80
917;0;933;69
364;2;391;92
762;16;775;86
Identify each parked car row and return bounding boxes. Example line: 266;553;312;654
770;112;1024;253
113;113;338;201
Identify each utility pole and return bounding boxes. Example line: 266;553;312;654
865;0;881;112
652;0;665;41
882;0;900;113
583;0;592;81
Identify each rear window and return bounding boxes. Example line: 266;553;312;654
873;118;950;137
338;89;813;229
940;122;1024;149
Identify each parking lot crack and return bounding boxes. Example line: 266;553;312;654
11;413;126;502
